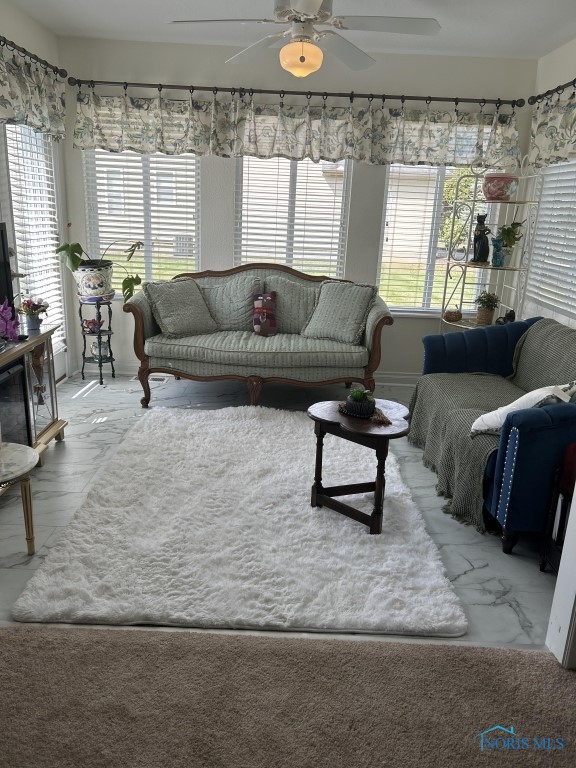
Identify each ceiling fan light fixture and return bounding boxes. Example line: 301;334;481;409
279;39;323;77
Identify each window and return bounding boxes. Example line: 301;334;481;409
234;157;350;277
84;150;200;290
525;162;576;320
378;165;479;311
2;125;65;348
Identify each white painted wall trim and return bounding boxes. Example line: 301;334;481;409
546;492;576;668
374;371;419;390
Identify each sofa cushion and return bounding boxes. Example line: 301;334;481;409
512;318;576;391
144;331;370;368
199;274;261;331
263;275;319;334
470;385;570;435
143;279;218;337
301;281;377;344
253;291;277;337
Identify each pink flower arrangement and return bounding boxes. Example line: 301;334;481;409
0;298;19;341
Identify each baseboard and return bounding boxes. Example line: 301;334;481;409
374;372;419;389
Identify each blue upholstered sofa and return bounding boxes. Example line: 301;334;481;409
409;317;576;554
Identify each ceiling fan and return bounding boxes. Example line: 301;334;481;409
171;1;441;77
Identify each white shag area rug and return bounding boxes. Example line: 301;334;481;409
13;407;467;636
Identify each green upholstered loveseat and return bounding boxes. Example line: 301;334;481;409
123;263;393;407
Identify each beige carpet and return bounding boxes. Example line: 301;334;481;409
1;627;575;768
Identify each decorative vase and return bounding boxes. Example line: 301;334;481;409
482;173;519;202
91;339;110;359
491;237;505;268
502;246;513;267
476;308;495;326
73;260;115;302
345;395;376;418
26;315;42;332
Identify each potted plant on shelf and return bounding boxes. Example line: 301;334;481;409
17;297;49;332
345;387;376;418
56;238;144;303
491;220;524;268
474;290;500;326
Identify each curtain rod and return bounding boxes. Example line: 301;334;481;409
0;35;67;78
528;76;576;105
67;77;524;108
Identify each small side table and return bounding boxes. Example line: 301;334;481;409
79;298;116;385
0;443;40;555
307;399;410;534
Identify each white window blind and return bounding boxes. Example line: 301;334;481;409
525;162;576;320
378;165;480;311
234;157;350;277
4;125;65;347
84;150;200;289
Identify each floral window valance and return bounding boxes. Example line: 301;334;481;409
74;90;520;168
0;45;66;139
529;92;576;169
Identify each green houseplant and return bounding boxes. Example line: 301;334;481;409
56;239;144;303
496;220;524;248
345;387;376;418
474;290;500;326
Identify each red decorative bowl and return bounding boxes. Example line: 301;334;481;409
482;173;519;202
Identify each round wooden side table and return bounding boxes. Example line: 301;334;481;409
0;443;40;555
307;399;409;534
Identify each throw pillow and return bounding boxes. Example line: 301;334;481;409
264;276;319;334
253;291;277;337
470;385;571;436
199;275;261;331
301;281;377;345
143;279;218;337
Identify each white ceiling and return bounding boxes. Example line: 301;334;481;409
7;0;576;60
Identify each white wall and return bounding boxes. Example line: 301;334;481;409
536;37;576;94
56;36;540;379
0;0;59;61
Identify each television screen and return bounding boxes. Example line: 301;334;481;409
0;222;15;313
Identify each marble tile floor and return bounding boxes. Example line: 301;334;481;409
0;373;557;650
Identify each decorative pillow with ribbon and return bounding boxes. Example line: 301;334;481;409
253;291;277;337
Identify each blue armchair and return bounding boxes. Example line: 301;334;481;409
410;318;576;554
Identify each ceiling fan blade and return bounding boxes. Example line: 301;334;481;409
225;33;286;65
171;18;280;25
291;0;325;15
317;31;376;71
333;16;441;36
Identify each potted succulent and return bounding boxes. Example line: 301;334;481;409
345;387;376;418
56;239;144;303
474;290;500;326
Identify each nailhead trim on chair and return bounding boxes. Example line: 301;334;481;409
497;426;520;526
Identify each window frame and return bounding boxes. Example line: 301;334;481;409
233;156;351;278
83;149;201;291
